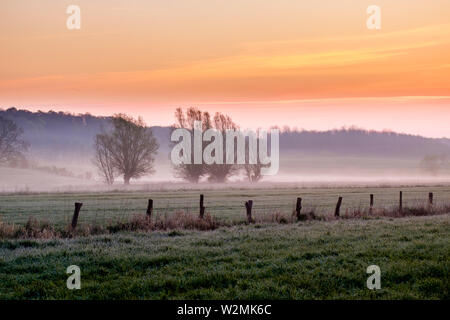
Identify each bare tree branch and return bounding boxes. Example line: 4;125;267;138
93;134;115;185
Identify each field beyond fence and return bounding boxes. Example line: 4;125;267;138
1;186;450;238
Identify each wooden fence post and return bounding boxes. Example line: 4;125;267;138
399;191;403;213
245;200;253;223
369;194;374;214
296;197;303;221
146;199;153;218
71;202;83;229
199;194;205;219
428;192;434;211
335;197;342;217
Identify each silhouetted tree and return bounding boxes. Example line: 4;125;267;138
205;112;239;183
93;114;159;185
93;134;115;184
243;143;267;183
172;107;212;183
0;116;28;165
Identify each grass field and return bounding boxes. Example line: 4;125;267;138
0;186;449;300
1;185;450;226
0;214;448;299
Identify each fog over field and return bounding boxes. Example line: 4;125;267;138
1;108;450;192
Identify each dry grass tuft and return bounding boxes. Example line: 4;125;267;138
0;217;58;239
296;208;319;221
107;212;222;233
255;212;294;224
0;218;17;238
343;203;450;219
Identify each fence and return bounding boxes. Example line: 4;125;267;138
69;191;438;229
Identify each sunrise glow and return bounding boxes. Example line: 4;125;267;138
1;0;449;136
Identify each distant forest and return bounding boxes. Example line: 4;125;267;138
2;107;450;162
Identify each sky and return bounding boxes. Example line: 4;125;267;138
1;0;450;137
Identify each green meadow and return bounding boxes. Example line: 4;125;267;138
0;186;449;299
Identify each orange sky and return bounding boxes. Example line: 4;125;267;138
1;0;450;137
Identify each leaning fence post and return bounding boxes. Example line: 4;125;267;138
369;194;374;214
199;194;205;219
399;191;403;213
335;197;342;217
428;192;434;206
245;200;253;223
146;199;153;218
71;202;83;229
296;197;303;221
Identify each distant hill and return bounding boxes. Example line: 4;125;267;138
2;107;450;163
439;138;450;148
280;128;450;158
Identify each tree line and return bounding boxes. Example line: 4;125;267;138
2;108;450;184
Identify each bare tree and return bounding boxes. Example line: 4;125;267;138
205;112;239;183
244;163;264;182
93;114;159;185
172;107;212;183
93;134;115;184
0;116;28;165
243;132;269;183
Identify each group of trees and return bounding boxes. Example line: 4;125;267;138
2;109;264;185
172;107;267;183
172;107;239;183
93;108;267;185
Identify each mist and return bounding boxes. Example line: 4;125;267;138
1;108;450;193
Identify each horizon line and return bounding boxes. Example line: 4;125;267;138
1;106;449;141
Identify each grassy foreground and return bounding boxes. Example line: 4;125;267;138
0;214;448;300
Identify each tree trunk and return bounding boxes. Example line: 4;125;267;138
124;175;131;185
